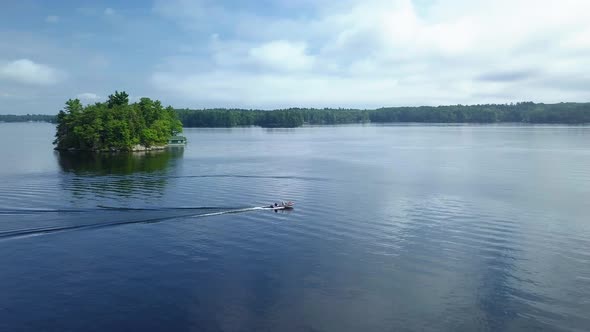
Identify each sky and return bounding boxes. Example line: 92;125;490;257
0;0;589;114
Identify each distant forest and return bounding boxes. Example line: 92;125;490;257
3;102;590;127
177;102;590;127
0;114;56;123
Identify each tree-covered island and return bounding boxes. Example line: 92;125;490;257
53;91;183;151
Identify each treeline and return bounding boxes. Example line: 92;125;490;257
4;101;590;127
0;114;56;123
370;102;590;124
176;102;590;127
54;91;182;151
176;108;370;127
176;109;304;127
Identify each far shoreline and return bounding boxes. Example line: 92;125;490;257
4;121;590;127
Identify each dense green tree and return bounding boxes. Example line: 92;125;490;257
107;91;129;109
53;91;183;151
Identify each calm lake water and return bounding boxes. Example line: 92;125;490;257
1;122;589;332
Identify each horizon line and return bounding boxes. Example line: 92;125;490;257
1;100;589;116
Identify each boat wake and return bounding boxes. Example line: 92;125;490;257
0;206;273;240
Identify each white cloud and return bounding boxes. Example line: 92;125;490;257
152;0;590;106
45;15;59;24
248;40;314;72
0;92;16;98
206;37;315;72
76;92;100;101
0;59;64;85
104;8;115;16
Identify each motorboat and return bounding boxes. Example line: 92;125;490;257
268;201;294;210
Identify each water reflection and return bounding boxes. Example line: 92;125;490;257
55;148;184;203
56;148;184;175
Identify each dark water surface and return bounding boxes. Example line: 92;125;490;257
1;122;589;331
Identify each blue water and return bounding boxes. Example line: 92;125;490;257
1;122;589;331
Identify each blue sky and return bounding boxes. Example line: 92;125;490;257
1;0;589;114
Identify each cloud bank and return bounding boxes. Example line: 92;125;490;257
151;0;590;108
1;0;589;114
0;59;64;86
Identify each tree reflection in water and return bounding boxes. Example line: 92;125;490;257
55;148;184;203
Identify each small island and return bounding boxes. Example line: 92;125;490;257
53;91;184;152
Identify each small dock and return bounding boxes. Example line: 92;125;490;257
168;136;187;146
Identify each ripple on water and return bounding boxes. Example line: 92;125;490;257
1;124;590;331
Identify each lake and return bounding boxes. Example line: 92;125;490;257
0;122;589;331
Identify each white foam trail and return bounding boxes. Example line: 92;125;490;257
0;206;273;241
189;207;266;219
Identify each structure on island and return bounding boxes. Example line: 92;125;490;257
167;135;187;146
53;91;184;152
